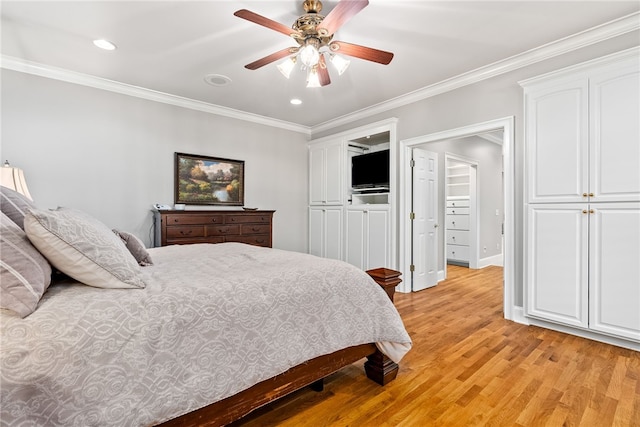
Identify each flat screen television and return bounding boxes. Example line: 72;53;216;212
351;149;390;190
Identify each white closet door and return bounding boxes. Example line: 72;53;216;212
526;204;589;328
590;58;640;202
413;149;438;291
589;203;640;341
525;79;589;203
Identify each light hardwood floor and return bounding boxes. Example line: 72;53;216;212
235;265;640;426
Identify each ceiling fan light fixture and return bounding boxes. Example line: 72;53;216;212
299;38;320;67
277;57;297;79
306;68;321;88
330;54;350;75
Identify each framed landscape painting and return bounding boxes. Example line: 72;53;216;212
175;152;244;206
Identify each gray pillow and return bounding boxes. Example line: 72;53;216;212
0;211;52;317
24;207;146;289
113;229;154;266
0;185;36;229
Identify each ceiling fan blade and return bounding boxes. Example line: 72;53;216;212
317;0;369;37
234;9;301;38
318;55;331;86
245;47;298;70
329;41;394;65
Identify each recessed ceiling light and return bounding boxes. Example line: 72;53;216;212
93;39;117;51
290;98;302;105
204;74;232;87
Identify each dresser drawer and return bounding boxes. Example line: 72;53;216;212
166;236;225;245
166;226;205;239
241;224;271;235
446;215;469;230
228;234;271;247
206;225;240;236
165;214;223;225
447;230;469;245
225;214;272;224
446;207;469;215
446;200;469;208
447;244;469;261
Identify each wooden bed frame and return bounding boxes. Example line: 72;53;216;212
158;269;402;427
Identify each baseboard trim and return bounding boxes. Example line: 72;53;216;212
478;253;503;268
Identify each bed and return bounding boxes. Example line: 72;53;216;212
0;188;412;426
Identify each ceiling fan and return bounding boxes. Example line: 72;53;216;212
234;0;394;87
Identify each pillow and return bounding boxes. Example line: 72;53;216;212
0;185;36;229
0;212;52;317
113;229;154;266
24;207;146;289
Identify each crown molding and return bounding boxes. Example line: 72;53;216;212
311;11;640;135
0;55;312;136
1;12;637;138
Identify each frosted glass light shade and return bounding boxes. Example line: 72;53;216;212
306;68;321;88
299;44;320;68
0;164;32;200
330;54;350;75
277;58;296;79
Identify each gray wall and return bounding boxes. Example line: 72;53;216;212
0;69;310;252
313;32;639;307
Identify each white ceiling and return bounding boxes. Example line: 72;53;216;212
2;1;639;130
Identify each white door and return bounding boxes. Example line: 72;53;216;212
324;207;343;260
526;204;589;328
412;149;438;291
589;58;640;202
366;208;390;270
525;78;589;203
345;208;366;269
308;207;324;257
589;203;640;341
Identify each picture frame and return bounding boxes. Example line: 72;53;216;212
175;152;244;206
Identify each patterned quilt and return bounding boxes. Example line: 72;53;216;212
0;243;411;426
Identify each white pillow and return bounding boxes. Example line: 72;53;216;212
24;207;146;289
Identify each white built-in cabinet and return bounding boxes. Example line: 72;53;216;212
522;48;640;343
308;119;396;271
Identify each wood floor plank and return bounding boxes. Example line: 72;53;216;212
234;265;640;427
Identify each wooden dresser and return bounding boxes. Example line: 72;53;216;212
154;210;274;248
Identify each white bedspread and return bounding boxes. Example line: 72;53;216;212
0;243;411;426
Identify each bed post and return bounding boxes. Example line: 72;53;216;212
365;268;402;385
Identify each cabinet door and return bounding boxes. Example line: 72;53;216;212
309;207;343;260
366;208;390;270
309;140;344;205
308;207;325;257
324;141;344;204
345;209;366;269
589;203;640;341
309;146;325;205
590;58;640;202
324;207;343;260
525;79;589;203
526;204;589;328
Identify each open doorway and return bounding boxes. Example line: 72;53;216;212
398;117;515;321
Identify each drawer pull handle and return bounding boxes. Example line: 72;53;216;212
452;236;456;240
180;230;193;236
211;219;218;223
255;239;265;243
452;210;455;214
251;227;260;232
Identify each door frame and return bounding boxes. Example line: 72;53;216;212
398;116;515;321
